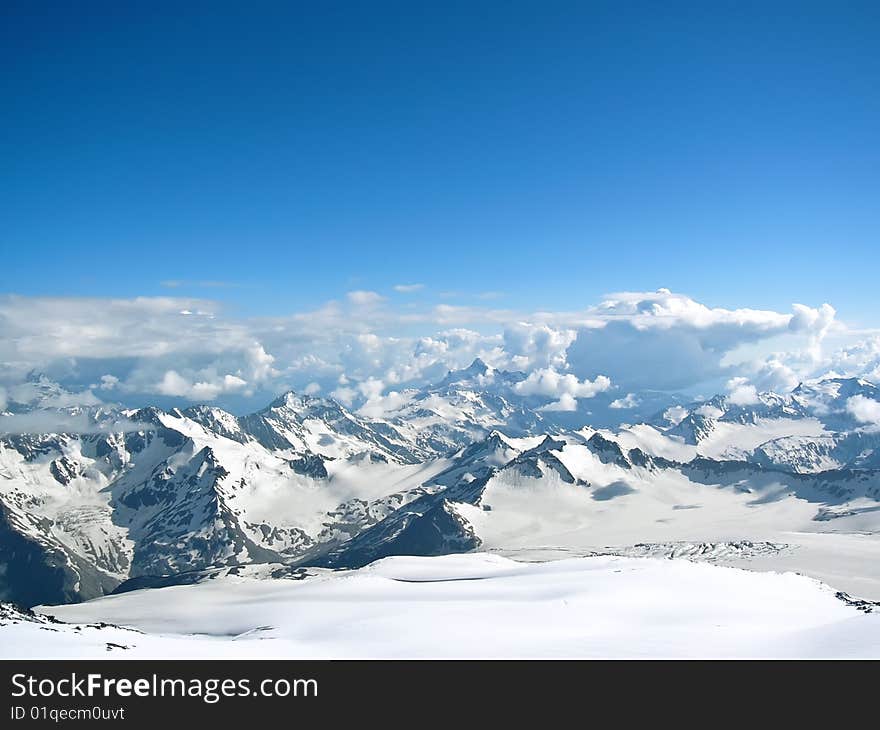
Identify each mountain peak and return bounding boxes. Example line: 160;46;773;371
438;358;494;387
25;370;52;385
267;390;323;410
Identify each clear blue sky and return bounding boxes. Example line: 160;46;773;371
2;1;878;322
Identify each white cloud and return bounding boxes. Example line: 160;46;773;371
345;377;416;418
726;377;760;406
346;290;385;306
610;393;640;409
564;291;837;392
246;344;277;382
156;370;247;401
748;357;801;393
357;377;385;401
539;393;579;412
663;405;689;424
98;374;119;390
504;324;576;371
790;303;836;361
330;386;357;406
823;336;880;382
156;371;196;398
846;395;880;425
357;389;413;419
0;412;149;436
6;380;102;409
304;382;321;395
515;368;612;411
223;374;248;389
0;289;856;410
393;283;424;293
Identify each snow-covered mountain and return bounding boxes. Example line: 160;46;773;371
3;365;880;608
358;358;552;453
0;385;448;607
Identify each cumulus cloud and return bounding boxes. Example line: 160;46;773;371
695;404;724;418
610;393;640;409
503;323;576;371
725;377;760;406
663;405;689;424
846;395;880;425
245;344;277;383
330;381;358;406
156;370;247;401
345;376;419;417
564;291;837;392
0;295;287;403
515;368;611;411
790;303;836;360
357;389;413;419
539;393;579;412
747;357;801;394
98;374;119;390
0;289;855;411
823;336;880;382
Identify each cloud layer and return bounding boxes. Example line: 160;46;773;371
0;289;864;412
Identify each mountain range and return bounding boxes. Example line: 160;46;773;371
3;361;880;608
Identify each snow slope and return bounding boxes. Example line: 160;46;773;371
10;553;878;659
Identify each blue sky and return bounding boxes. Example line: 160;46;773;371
1;2;879;412
2;2;878;319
